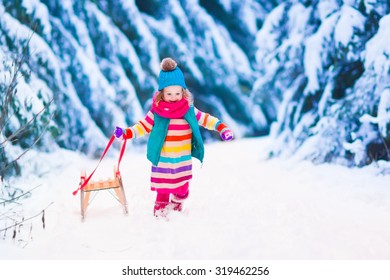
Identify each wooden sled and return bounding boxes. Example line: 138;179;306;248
79;165;128;221
72;136;128;221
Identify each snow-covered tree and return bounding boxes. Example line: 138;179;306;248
252;0;390;166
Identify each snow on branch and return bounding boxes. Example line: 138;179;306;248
360;87;390;137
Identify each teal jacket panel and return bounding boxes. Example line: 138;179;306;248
147;106;204;166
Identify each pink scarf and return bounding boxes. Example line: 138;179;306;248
152;95;190;119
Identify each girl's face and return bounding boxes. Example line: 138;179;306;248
163;85;183;103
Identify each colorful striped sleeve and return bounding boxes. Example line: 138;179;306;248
194;107;222;131
123;110;154;139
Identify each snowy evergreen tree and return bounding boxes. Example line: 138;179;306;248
252;0;390;166
1;0;389;168
1;0;273;165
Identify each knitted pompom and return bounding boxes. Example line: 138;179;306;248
161;57;177;71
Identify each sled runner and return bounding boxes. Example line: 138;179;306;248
72;136;128;221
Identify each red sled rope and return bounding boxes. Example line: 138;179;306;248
72;136;127;196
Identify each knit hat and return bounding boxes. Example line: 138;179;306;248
158;58;187;90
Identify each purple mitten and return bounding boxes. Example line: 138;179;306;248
114;126;124;139
220;129;233;141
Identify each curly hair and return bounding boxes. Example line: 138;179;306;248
154;88;193;106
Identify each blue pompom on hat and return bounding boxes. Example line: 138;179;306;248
158;58;187;90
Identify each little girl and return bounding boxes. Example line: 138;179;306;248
114;57;233;217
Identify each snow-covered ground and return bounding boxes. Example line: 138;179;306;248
1;137;390;260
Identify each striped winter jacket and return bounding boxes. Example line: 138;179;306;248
123;107;224;193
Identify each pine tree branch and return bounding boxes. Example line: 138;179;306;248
0;25;36;134
0;97;54;147
0;112;54;175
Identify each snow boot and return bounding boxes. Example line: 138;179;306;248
154;201;170;217
171;201;183;212
171;189;189;212
154;193;170;217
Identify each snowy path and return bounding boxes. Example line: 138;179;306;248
2;137;390;259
